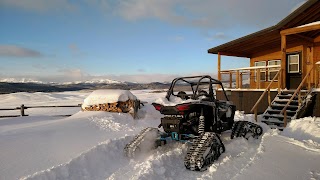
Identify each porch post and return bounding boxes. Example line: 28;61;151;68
218;52;221;82
281;35;286;89
236;70;240;89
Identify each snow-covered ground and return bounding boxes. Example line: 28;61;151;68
0;90;319;180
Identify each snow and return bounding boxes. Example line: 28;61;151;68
153;96;199;106
0;78;44;83
298;21;320;28
81;89;137;109
62;79;124;85
0;90;319;180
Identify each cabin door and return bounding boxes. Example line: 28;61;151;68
286;53;302;89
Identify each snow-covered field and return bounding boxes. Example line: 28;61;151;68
0;90;319;180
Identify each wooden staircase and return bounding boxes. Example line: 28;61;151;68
251;65;317;130
261;90;311;129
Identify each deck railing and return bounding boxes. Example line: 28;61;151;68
280;65;315;127
220;65;281;89
250;69;282;121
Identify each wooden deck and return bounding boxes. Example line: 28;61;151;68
216;89;320;117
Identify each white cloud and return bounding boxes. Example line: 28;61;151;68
113;0;306;29
0;45;43;57
206;32;229;41
1;0;306;29
0;0;77;12
57;68;88;81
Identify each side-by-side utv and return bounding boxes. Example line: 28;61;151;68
124;75;263;171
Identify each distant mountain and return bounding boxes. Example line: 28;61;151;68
62;79;124;85
0;78;44;84
0;81;171;94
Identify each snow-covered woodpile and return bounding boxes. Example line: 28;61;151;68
81;89;140;118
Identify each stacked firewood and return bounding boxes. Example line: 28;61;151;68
82;99;140;118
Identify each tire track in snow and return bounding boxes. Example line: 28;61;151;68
21;136;132;180
108;133;264;180
22;133;264;180
107;143;189;180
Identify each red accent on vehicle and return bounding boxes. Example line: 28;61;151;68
175;103;191;112
153;104;162;111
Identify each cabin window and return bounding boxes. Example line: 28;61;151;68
288;54;299;73
268;60;281;81
254;61;266;82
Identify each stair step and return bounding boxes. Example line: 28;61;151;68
277;94;298;99
265;109;296;115
274;99;299;105
262;118;285;124
281;90;308;95
270;104;299;110
267;124;285;130
263;114;292;120
262;119;287;129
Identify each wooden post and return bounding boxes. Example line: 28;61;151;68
254;108;258;122
236;70;240;89
229;71;232;88
318;65;320;88
281;35;287;89
316;65;319;88
268;88;271;106
278;69;281;94
308;72;311;90
218;52;221;82
298;91;302;107
239;72;243;89
20;104;25;116
257;69;261;89
284;110;287;127
217;52;222;89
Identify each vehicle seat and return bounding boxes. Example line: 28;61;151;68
177;91;189;100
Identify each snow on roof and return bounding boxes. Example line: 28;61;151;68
82;89;137;108
298;21;320;28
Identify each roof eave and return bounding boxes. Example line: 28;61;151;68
207;0;319;56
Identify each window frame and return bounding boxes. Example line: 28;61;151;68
254;61;266;82
287;54;300;73
268;60;281;81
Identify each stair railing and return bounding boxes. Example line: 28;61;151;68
280;65;315;127
250;69;282;121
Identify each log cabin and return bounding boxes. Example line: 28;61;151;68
208;0;320;129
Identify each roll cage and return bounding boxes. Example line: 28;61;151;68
165;75;229;101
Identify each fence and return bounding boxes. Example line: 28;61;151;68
0;104;82;118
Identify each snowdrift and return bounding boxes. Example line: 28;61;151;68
0;90;319;180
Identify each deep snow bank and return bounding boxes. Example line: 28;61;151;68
1;90;320;180
282;117;320;143
82;89;137;109
22;137;132;180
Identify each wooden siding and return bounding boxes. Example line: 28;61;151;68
249;38;320;89
216;90;278;114
216;90;320;117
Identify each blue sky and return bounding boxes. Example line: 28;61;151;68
0;0;306;83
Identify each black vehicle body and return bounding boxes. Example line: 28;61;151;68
125;75;263;171
152;75;236;138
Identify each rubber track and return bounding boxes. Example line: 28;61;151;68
124;127;158;158
184;132;223;171
231;121;263;139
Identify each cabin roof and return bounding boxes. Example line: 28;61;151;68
208;0;320;58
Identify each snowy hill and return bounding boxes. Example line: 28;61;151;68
0;81;171;94
0;90;319;180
